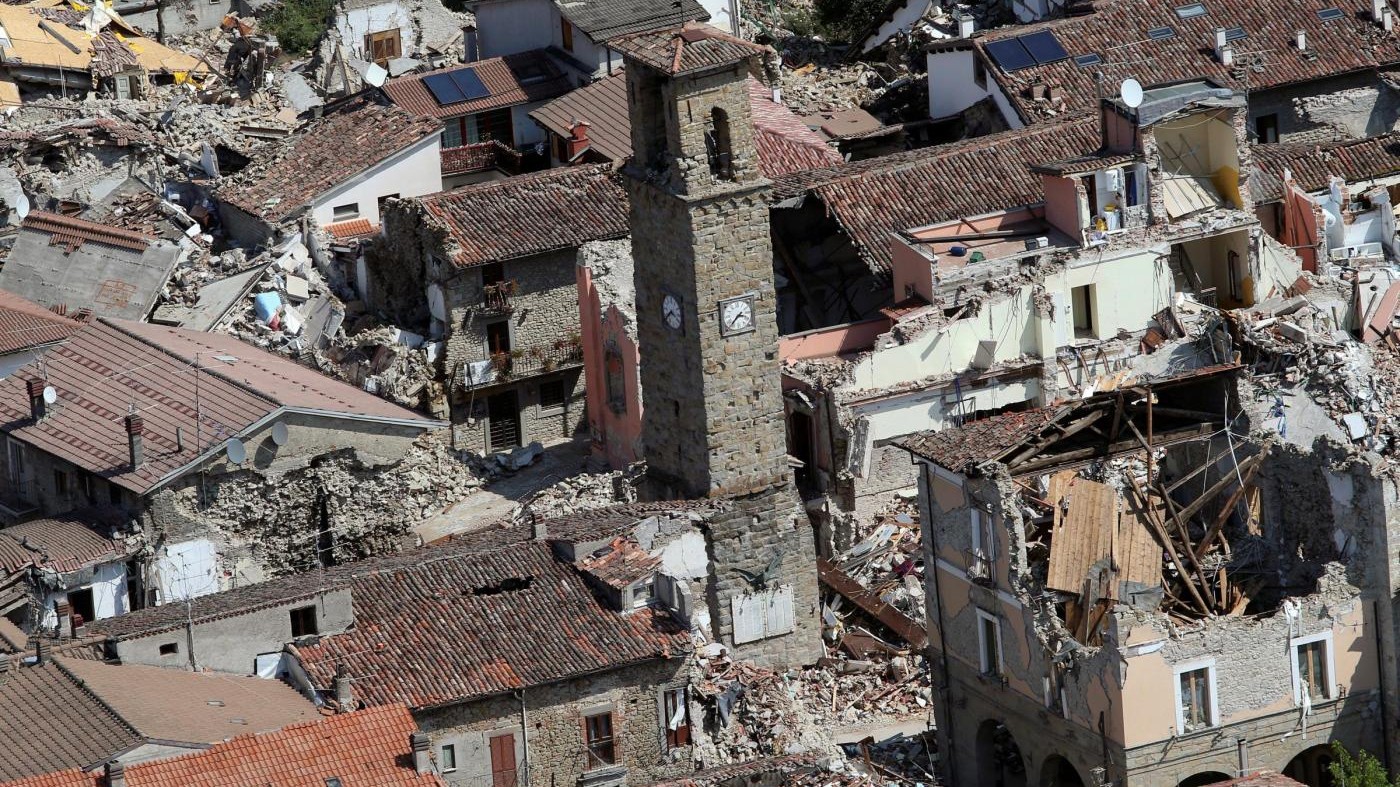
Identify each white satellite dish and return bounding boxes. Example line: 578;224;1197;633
41;386;56;404
1120;78;1144;109
225;438;247;465
271;421;289;447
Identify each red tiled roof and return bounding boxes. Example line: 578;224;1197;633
966;0;1400;125
325;218;377;240
0;318;434;495
0;512;124;574
0;289;85;356
896;407;1064;472
612;21;769;76
1252;133;1400;201
420;164;631;268
298;535;688;708
772;115;1102;272
530;71;841;176
217;96;441;224
0;705;446;787
383;51;572;120
19;211;154;253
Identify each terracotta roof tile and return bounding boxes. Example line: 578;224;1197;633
0;705;446;787
16;211;154;253
965;0;1400;125
0;318;433;496
419;164;631;268
383;51;572;120
217;96;441;224
561;0;709;40
611;22;768;76
772;115;1102;272
0;290;85;356
326;218;377;240
530;71;840;176
1252;133;1400;201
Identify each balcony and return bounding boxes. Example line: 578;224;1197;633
480;280;519;315
965;549;994;587
463;338;584;388
441;140;523;178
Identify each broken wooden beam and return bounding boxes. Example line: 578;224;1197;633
817;558;927;649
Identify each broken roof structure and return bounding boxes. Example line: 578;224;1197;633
0;211;184;321
530;71;842;177
939;0;1400;125
417;163;631;268
215;94;441;226
1252;132;1400;201
0;656;318;781
0;512;126;576
1;704;445;787
0;314;438;496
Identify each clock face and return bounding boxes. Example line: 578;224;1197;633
721;297;754;335
662;293;682;330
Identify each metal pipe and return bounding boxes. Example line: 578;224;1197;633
518;688;531;785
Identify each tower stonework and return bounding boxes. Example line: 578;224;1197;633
616;25;820;666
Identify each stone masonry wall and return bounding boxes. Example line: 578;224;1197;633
415;657;693;787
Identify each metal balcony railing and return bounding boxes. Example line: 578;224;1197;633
462;340;584;388
480;280;518;314
441;140;524;177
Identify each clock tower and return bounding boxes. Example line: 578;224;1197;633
616;23;820;665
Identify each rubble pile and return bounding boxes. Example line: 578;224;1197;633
830;505;924;625
513;462;645;520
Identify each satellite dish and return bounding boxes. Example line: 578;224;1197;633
271;421;289;447
1120;78;1144;109
225;438;247;465
41;386;56;405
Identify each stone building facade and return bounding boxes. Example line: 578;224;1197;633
616;24;821;668
371;167;631;455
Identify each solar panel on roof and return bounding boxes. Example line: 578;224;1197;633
1317;6;1344;19
423;73;465;105
1223;25;1246;41
1074;53;1102;67
1021;30;1070;65
985;38;1036;71
448;67;490;101
1147;26;1177;40
1174;2;1207;18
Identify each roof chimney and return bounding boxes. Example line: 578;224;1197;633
55;601;72;638
1216;42;1234;66
333;662;354;712
1386;7;1396;31
124;414;144;469
104;761;126;787
954;9;975;37
565;121;592;162
33;638;44;665
1294;29;1307;50
26;378;45;421
1374;0;1387;22
410;732;432;775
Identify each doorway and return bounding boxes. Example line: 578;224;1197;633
66;587;95;625
489;733;517;787
487;390;522;452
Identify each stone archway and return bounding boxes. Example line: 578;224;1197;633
1284;744;1336;787
1177;772;1232;787
1039;754;1086;787
975;719;1028;787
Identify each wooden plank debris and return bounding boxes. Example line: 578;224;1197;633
1046;478;1116;594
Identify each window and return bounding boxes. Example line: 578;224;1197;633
481;262;505;288
631;579;654;609
332;203;359;221
53;469;68;498
486;320;511;356
440;744;457;773
7;438;24;486
1147;26;1176;40
1174;2;1207;18
80;473;94;500
364;29;402;64
560;17;574;51
1071;284;1095;338
1293;633;1334;704
442;120;463;149
539;380;567;411
67;587;94;624
970;508;995;559
973;56;987;88
663;687;691;749
159;642;179;656
377;194;399;213
1074;53;1101;67
108;481;122;506
976;609;1003;677
584;711;616;769
1175;660;1218;733
470;108;514;144
705;108;734;180
289;605;318;637
1255;113;1279;143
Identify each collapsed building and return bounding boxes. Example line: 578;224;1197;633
897;361;1399;786
778;82;1304;553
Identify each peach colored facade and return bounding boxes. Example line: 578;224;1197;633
577;264;642;469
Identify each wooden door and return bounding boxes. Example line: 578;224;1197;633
489;734;517;787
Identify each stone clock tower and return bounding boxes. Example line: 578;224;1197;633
616;23;820;666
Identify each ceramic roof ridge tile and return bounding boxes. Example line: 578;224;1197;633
21;211;156;253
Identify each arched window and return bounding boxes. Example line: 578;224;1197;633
706;107;734;180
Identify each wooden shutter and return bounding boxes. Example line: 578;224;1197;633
489;734;516;787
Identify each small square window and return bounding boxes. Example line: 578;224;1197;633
1074;53;1101;67
1174;2;1207;18
440;744;457;773
539;380;567;410
159;642;179;656
332;203;359;221
1223;25;1247;42
289;605;318;638
1147;26;1176;40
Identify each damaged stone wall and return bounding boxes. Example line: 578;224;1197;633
145;431;480;584
1248;71;1400;143
415;656;693;787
